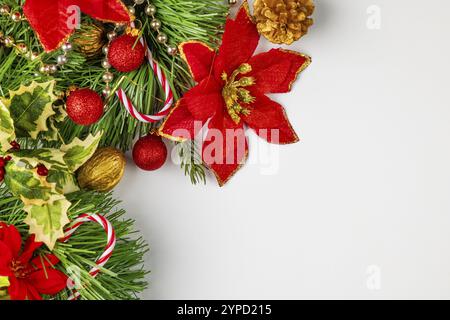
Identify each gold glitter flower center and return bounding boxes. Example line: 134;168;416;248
221;63;256;124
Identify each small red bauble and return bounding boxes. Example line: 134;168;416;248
132;134;167;171
108;34;145;73
66;88;104;126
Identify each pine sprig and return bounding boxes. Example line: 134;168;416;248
0;0;228;183
0;185;149;300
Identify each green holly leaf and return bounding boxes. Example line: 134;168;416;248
0;99;15;153
61;132;103;172
47;168;80;194
4;162;54;205
1;81;57;139
11;148;67;171
40;104;67;142
24;194;71;250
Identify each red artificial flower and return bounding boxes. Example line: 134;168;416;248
0;223;67;300
23;0;132;52
159;1;311;186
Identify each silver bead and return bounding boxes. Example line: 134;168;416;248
0;5;10;15
167;45;178;56
57;55;68;65
3;36;14;47
107;31;117;41
102;46;109;55
127;6;136;15
145;4;156;16
102;87;112;96
102;71;114;83
15;43;28;54
156;33;168;44
101;59;111;69
48;64;58;74
61;42;72;52
10;12;21;22
150;19;161;30
134;0;145;4
39;65;47;73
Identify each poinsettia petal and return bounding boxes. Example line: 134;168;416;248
214;2;260;79
31;254;60;270
0;241;13;276
23;0;72;52
179;41;216;83
242;92;299;144
8;276;27;300
28;269;68;295
0;223;22;258
248;49;311;94
202;110;248;186
183;77;223;121
18;235;43;265
159;99;203;142
75;0;131;23
23;0;131;52
25;282;42;300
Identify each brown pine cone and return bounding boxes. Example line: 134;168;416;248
253;0;315;45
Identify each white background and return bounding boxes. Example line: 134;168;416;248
115;0;450;299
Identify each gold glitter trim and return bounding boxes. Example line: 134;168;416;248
157;99;190;143
178;40;216;81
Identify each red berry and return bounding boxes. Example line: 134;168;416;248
66;88;104;126
0;167;5;182
0;157;5;168
36;164;49;176
132;134;167;171
4;156;11;162
108;34;145;73
10;141;20;151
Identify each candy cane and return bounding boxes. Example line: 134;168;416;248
116;36;174;123
61;213;116;300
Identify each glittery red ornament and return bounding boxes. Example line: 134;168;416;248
132;134;167;171
108;34;145;73
66;88;104;126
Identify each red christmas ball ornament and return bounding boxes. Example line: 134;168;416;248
108;34;145;73
132;134;167;171
66;88;104;126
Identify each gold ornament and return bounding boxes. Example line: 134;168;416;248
253;0;315;45
72;23;106;58
77;147;126;192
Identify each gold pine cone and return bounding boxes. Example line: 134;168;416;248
72;23;106;58
253;0;315;45
78;147;126;192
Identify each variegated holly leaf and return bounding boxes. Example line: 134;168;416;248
61;131;103;172
40;104;67;142
10;148;67;171
1;81;57;139
3;162;54;205
0;276;9;288
0;99;15;153
47;169;80;194
24;194;71;250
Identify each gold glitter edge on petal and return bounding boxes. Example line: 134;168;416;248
157;99;189;143
178;40;216;82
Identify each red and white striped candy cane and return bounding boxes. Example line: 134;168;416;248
61;213;116;300
116;36;174;123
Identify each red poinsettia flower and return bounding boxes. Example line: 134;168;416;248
159;2;311;186
0;223;67;300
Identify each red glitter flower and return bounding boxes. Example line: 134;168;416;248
0;223;67;300
159;2;311;186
